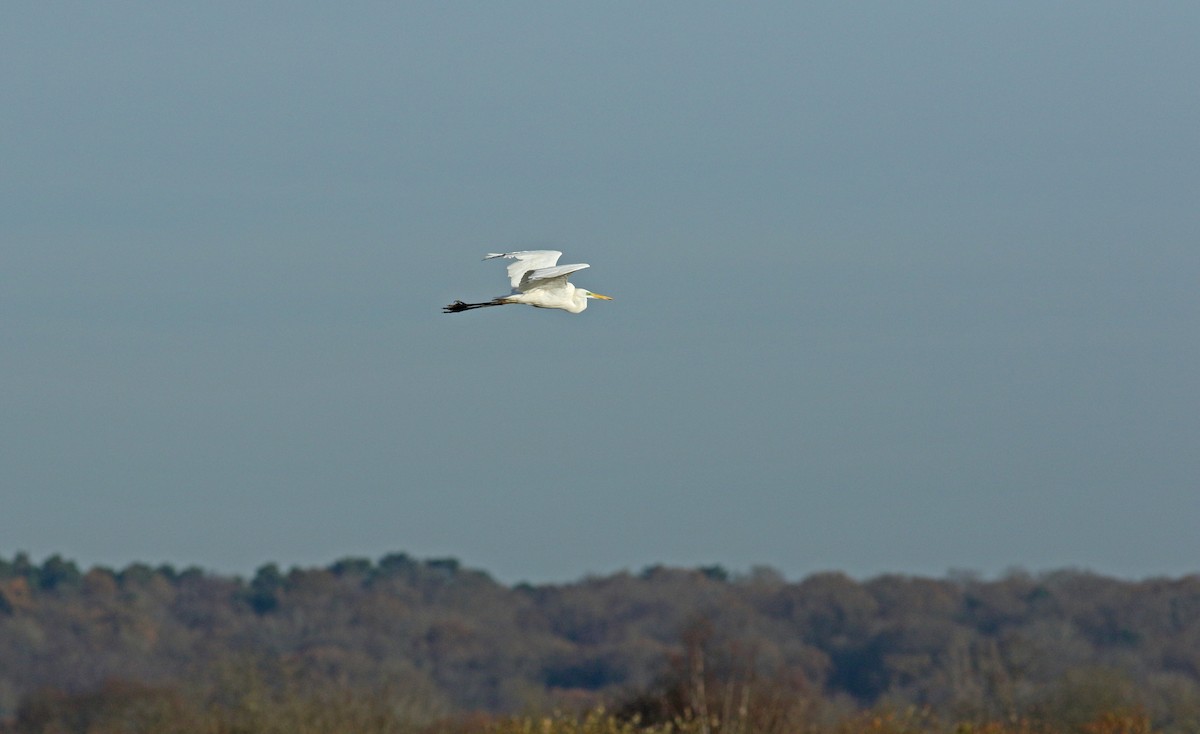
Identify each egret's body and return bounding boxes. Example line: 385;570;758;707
443;250;612;314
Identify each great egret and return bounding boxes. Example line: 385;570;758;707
443;250;612;314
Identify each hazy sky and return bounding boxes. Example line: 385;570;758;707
3;3;1197;584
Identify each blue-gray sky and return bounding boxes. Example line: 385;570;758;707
3;3;1198;583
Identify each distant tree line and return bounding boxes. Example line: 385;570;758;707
0;552;1197;732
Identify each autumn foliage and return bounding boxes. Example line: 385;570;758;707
0;553;1197;733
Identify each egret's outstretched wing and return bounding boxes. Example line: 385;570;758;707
520;263;590;292
484;250;563;289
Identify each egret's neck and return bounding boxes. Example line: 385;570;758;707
567;285;588;314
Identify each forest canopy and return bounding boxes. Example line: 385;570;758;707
0;553;1197;732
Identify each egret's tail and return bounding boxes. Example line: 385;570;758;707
442;298;509;313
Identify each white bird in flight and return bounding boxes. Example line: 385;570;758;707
443;250;613;315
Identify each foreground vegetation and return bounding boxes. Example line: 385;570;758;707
1;552;1197;732
3;682;1165;734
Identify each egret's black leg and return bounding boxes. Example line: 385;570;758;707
442;299;508;313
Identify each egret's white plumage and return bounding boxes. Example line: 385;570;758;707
444;250;612;314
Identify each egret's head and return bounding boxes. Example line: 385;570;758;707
583;290;613;301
